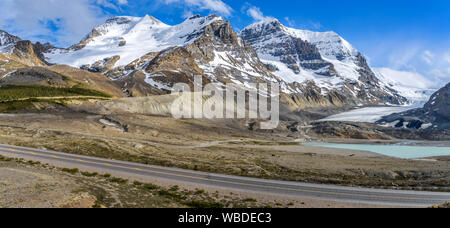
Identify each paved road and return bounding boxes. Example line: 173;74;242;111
1;143;449;207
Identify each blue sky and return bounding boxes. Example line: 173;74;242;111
1;0;449;86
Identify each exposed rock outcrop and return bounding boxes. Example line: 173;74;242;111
81;56;120;73
378;83;450;130
240;18;407;106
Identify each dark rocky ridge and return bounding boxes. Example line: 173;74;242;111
378;83;450;130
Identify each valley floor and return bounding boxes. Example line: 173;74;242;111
0;111;448;192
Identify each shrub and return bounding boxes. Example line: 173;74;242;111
143;183;160;190
62;168;79;174
194;189;206;195
81;172;98;177
243;198;257;203
110;177;128;184
169;185;180;192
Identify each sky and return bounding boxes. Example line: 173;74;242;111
0;0;449;87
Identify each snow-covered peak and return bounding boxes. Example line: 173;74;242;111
240;19;364;84
284;27;359;61
242;19;359;61
127;15;170;33
45;14;225;67
184;14;223;24
243;18;281;30
0;30;21;54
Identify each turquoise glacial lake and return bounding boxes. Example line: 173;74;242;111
303;142;450;159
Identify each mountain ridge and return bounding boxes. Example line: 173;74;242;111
0;14;429;118
240;18;407;106
378;83;450;130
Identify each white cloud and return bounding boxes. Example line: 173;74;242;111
430;69;449;80
384;48;450;85
245;6;273;22
246;6;265;21
376;67;437;89
96;0;128;9
164;0;233;17
421;50;435;65
284;17;295;27
0;0;127;47
371;39;450;86
387;45;421;70
445;53;450;64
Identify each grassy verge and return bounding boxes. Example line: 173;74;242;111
0;97;110;113
12;136;450;191
0;154;284;208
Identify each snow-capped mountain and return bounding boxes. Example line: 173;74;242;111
46;15;227;68
240;18;407;105
45;15;287;96
41;14;407;108
0;30;22;54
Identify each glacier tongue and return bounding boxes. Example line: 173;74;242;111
44;15;223;68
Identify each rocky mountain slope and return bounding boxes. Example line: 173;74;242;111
0;30;127;113
378;83;450;130
44;15;287;96
240;19;407;106
0;30;52;77
1;14;418;119
38;15;408;115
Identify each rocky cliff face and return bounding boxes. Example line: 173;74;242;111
11;40;48;66
240;19;407;106
378;83;450;130
185;16;284;87
424;83;450;120
0;32;50;79
0;30;49;66
240;20;335;77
